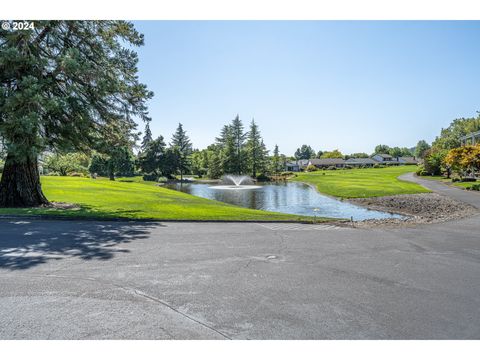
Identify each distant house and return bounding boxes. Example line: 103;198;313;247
397;156;418;165
344;158;378;167
308;158;345;169
297;159;310;171
372;153;399;165
285;162;300;172
285;159;309;172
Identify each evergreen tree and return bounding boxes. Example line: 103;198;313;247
137;136;173;181
215;125;231;147
246;119;265;178
0;21;152;207
207;150;224;179
257;140;269;176
141;122;153;151
107;146;136;179
170;123;192;182
230;115;247;174
280;154;287;172
271;144;281;175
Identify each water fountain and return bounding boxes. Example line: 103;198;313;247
209;175;262;190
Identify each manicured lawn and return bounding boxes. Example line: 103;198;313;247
292;165;430;198
420;175;477;189
0;176;326;222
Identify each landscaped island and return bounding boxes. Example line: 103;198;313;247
292;165;429;198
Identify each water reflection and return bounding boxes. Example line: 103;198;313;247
166;182;403;221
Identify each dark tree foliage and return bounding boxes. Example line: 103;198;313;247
214;115;248;175
230;115;248;174
88;147;135;179
294;145;315;160
246;119;267;178
137;136;177;180
0;21;152;206
374;145;390;155
170;123;192;181
141;122;153;151
271;144;281;175
88;153;109;177
414;140;431;158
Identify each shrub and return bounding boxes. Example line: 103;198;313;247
281;171;294;176
467;184;480;191
416;166;427;176
344;165;353;170
143;173;159;182
256;173;270;182
306;164;318;172
47;171;61;176
327;166;337;170
68;172;85;177
423;148;447;176
373;164;385;168
461;177;477;182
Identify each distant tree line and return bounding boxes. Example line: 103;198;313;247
28;114;437;182
417;114;480;177
33;113;480;183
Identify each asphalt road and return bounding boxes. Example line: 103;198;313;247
1;175;480;339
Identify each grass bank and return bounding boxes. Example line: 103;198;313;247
292;165;429;198
0;176;326;222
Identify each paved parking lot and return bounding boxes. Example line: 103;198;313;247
1;214;480;339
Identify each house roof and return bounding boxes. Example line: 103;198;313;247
398;157;418;163
345;158;378;164
375;153;393;158
309;158;345;166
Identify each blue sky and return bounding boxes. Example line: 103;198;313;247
132;21;480;156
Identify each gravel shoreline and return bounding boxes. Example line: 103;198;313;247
347;193;478;228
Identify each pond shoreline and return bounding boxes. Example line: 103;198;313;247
347;193;478;228
164;181;403;221
290;177;479;227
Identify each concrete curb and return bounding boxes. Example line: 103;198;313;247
0;214;345;224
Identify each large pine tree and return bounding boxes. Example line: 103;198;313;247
170;123;192;182
246;119;267;178
141;122;153;151
0;21;152;207
230;115;247;175
271;144;281;175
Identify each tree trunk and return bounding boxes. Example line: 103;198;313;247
0;153;49;207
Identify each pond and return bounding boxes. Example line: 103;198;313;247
164;181;403;221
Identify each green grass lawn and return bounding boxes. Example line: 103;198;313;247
292;165;430;198
420;175;476;189
0;176;325;222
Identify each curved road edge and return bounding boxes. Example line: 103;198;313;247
399;172;480;210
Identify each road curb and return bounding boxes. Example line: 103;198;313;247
0;214;346;224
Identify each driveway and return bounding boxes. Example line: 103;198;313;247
1;210;480;339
